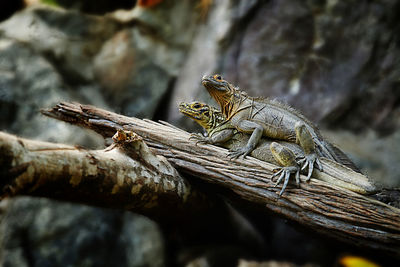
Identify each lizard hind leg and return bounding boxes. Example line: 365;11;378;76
295;122;323;180
270;142;301;195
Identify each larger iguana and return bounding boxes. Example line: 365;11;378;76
179;101;375;195
201;74;360;181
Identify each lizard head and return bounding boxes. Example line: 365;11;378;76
202;74;233;101
179;101;224;133
201;74;242;118
202;74;231;92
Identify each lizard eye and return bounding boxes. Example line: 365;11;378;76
193;103;201;109
214;74;222;81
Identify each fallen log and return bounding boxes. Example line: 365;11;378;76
37;102;400;257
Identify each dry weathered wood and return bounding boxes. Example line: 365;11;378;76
39;102;400;256
0;130;212;221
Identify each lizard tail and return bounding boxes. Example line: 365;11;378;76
319;141;361;173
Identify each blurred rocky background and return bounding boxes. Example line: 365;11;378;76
0;0;399;266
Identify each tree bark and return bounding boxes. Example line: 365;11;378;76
3;101;400;256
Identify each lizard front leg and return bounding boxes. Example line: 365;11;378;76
228;120;263;158
295;122;323;180
270;142;300;195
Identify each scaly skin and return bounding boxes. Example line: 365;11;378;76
178;102;236;145
201;74;360;180
179;101;303;162
179;101;376;195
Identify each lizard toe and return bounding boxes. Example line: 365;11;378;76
272;166;300;196
299;153;321;181
279;171;291;196
228;146;250;159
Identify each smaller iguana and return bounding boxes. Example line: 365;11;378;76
179;101;375;195
201;74;360;181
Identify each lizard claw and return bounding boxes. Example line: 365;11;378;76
298;153;322;181
272;166;300;196
189;133;210;145
228;146;251;159
189;133;204;141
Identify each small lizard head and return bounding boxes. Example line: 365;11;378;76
179;101;224;133
179;101;210;121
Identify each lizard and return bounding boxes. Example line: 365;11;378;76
179;101;376;195
201;74;360;181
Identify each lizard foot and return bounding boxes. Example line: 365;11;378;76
297;153;323;181
272;166;300;196
228;145;252;159
189;133;211;145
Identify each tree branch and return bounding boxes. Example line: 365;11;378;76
0;130;212;222
6;101;400;256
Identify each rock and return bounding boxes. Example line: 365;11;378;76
0;5;122;148
0;1;200;143
0;2;200;120
0;5;121;83
94;0;199;118
0;196;165;267
92;28;174;118
224;0;400;133
0;37;104;147
233;0;313;99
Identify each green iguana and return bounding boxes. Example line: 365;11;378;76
201;74;360;181
179;101;375;195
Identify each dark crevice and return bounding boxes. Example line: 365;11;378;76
0;0;24;22
55;0;137;15
0;100;18;130
153;77;176;122
386;0;400;46
20;229;35;267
